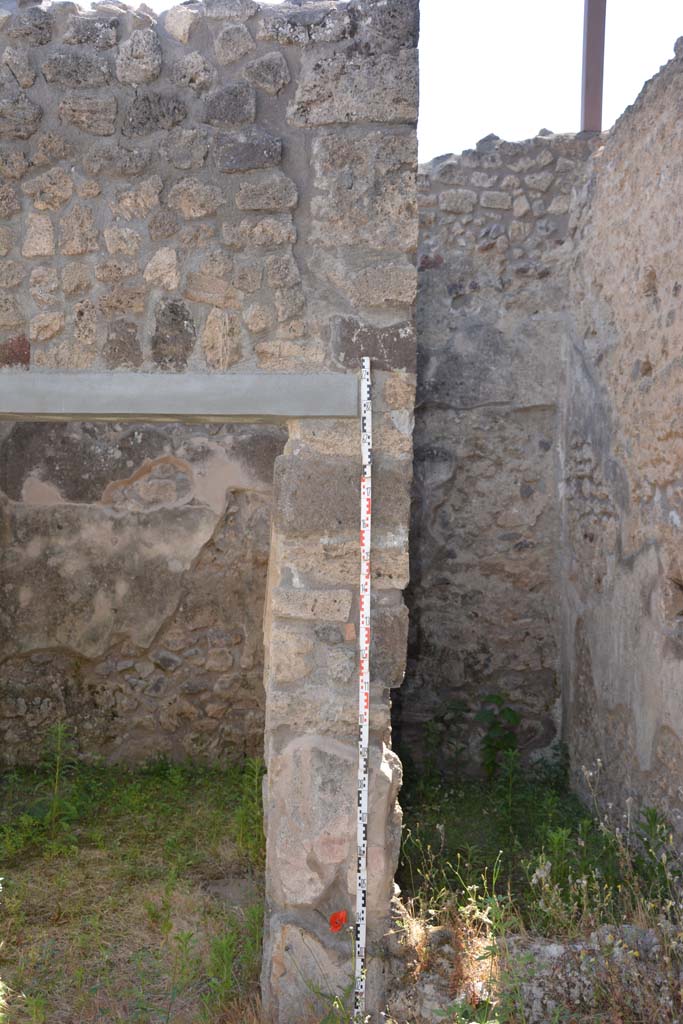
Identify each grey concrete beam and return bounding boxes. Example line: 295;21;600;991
0;371;359;422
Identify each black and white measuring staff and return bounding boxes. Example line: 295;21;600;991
354;357;372;1022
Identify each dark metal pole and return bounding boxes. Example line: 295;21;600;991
581;0;607;132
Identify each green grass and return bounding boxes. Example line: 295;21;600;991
397;750;683;1023
0;744;265;1024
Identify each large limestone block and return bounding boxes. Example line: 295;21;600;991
311;131;417;252
288;50;418;126
273;454;411;539
266;736;401;914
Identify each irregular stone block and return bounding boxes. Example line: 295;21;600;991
104;226;141;256
371;601;409;689
214;23;254;64
0;149;29;180
0;260;24;288
183;271;240;308
273;285;304;323
83;144;151;177
0;333;29;369
62;15;119;49
1;46;36;88
163;5;200;43
59;204;98;255
265;253;300;288
29;311;64;343
171;52;214;92
5;8;53;46
41;50;111;88
22;213;54;257
354;0;420;53
59;92;117;135
242;302;274;333
167;177;223;219
161;127;209;170
439;188;477;214
330;316;416;372
244;50;290;95
289;50;418;126
0;91;42;139
148;208;178;240
123;93;186;135
114;175;162;219
151;299;196;370
203;82;255;126
95;257;137;283
22;168;73;211
61;262;91;296
235;215;295;247
0;225;13;255
235;172;297;211
0;183;20;218
200;307;242;369
275;453;411;538
480;189;513;210
311;130;417;251
255;4;351;46
144;247;179;290
32;132;72;166
204;0;258;19
116;29;163;85
212;127;282;172
347;260;417;308
73;299;99;348
103;319;142;369
28;266;57;304
0;293;24;328
272;588;353;622
99;282;146;316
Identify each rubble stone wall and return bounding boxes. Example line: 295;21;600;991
0;419;285;764
0;1;419;1020
402;133;595;773
562;47;683;834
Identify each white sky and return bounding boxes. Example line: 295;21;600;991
419;0;683;161
142;0;683;162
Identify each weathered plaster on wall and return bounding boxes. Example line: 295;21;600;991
562;43;683;834
0;421;285;763
402;132;596;772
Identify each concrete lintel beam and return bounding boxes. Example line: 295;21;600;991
0;371;359;423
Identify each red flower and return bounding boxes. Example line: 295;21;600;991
329;910;348;933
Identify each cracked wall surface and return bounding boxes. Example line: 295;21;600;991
0;420;285;763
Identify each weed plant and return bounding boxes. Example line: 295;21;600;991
399;749;683;1023
0;726;266;1024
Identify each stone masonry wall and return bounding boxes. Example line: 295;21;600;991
0;419;285;764
562;42;683;834
0;2;419;1021
401;132;596;774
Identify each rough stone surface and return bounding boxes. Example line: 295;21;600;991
400;133;597;774
150;298;195;370
59;91;117;135
0;423;286;764
244;50;289;95
559;52;683;837
0;5;420;1021
203;81;256;126
115;28;162;84
214;23;254;65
